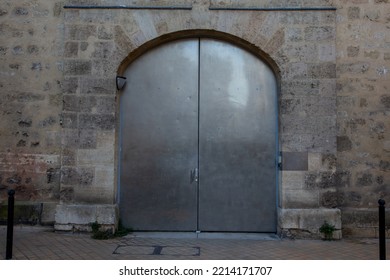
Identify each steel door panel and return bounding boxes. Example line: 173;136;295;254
198;39;277;232
120;40;199;231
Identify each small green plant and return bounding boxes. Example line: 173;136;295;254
90;221;112;240
90;220;132;240
319;221;336;241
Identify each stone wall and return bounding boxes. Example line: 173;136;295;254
335;0;390;237
0;0;389;238
0;1;63;225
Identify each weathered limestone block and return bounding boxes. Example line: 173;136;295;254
348;7;360;20
1;202;58;226
279;208;342;239
63;60;92;75
60;167;94;186
54;204;118;232
305;170;351;189
64;42;79;58
78;114;116;130
282;152;308;171
79;129;97;149
281;171;306;190
281;190;320;209
305;26;335;42
77;148;114;166
80;78;115;95
0;153;61;202
342;208;390;238
264;28;285;55
65;25;97;41
308;153;336;173
281;133;336;153
320;191;345;208
40;202;57;225
337;136;352;152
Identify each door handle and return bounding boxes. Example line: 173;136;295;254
190;168;199;183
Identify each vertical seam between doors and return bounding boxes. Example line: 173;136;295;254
196;38;201;232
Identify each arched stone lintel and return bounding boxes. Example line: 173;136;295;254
116;29;281;81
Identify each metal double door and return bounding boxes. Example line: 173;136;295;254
120;38;277;232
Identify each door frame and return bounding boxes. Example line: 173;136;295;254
116;30;281;232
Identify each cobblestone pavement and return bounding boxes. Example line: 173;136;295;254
0;226;388;260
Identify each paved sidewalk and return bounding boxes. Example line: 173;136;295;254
0;226;388;260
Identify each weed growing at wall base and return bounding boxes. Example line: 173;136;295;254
91;221;133;240
319;221;336;241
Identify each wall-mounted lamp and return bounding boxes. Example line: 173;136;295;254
116;76;127;90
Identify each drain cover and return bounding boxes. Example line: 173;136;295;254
114;245;200;256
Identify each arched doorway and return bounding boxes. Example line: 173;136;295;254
119;38;278;232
